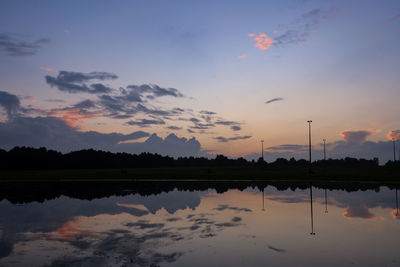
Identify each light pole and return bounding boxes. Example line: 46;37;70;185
261;140;264;161
307;120;312;173
323;139;326;161
393;138;396;162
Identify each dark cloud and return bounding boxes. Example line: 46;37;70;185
45;71;117;94
0;91;20;119
44;99;65;103
231;125;241;131
340;130;374;143
199;110;216;115
166;126;182;130
265;97;284;104
214;135;252;143
0;33;49;56
72;99;96;109
215;120;239;126
126;118;165;127
127;84;184;99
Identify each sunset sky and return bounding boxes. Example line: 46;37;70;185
0;0;399;162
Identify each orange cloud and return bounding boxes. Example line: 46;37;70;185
57;108;100;129
340;130;375;143
391;209;400;219
40;66;57;72
249;33;274;51
30;99;37;103
387;130;400;141
238;54;246;59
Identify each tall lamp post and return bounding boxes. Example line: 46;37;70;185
323;139;326;161
261;140;264;161
307;120;312;173
393;138;396;162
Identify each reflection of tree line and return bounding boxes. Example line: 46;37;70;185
2;146;399;170
2;180;399;205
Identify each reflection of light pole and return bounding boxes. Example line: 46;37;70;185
323;139;326;161
393;138;396;162
396;188;399;217
307;120;313;173
309;184;315;235
261;140;264;161
262;188;265;211
324;188;328;213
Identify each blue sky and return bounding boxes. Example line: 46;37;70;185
0;0;400;161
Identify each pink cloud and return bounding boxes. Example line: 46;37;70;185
387;130;400;141
249;33;274;51
40;66;57;72
238;54;246;59
340;130;376;143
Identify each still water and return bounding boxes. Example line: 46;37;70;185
0;182;399;266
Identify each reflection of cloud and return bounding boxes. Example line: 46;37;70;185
342;205;381;220
249;33;274;50
340;130;375;143
48;217;92;240
214;205;252;212
268;245;286;253
391;209;400;220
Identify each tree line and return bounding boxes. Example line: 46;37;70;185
0;146;394;170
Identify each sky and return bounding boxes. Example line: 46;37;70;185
0;0;400;162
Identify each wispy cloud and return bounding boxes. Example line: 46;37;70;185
238;54;247;59
126;118;166;127
384;13;400;25
265;97;284;104
248;33;274;51
214;135;251;143
0;91;20;119
0;33;49;56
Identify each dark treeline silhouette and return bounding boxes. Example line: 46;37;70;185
0;180;398;204
1;146;394;170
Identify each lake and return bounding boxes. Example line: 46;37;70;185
0;181;399;266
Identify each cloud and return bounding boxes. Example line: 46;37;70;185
238;54;246;59
265;97;284;104
126;118;166;127
166;126;182;130
126;84;184;99
273;8;343;47
40;67;57;72
231;126;241;131
0;116;202;157
387;130;400;141
215;120;239;126
0;33;49;56
199;110;216;115
0;91;20;120
384;13;400;25
249;33;274;50
214;135;252;143
340;130;374;143
45;71;118;94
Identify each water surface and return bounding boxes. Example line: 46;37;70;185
0;182;399;266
